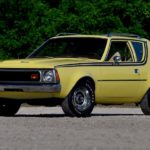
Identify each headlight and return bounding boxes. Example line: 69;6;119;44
42;70;55;83
42;69;60;83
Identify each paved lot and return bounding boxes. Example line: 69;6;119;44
0;106;150;150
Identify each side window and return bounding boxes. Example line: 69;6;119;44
105;41;133;62
132;42;144;62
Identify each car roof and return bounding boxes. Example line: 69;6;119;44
51;33;149;41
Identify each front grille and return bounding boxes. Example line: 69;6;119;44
0;70;40;82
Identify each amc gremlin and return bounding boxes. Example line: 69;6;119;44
0;33;150;117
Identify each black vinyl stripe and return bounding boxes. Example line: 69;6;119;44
56;62;146;68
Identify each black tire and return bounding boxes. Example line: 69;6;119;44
140;91;150;115
61;81;95;117
0;101;21;116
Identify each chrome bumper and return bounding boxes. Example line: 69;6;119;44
0;84;61;93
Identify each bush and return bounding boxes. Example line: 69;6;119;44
0;0;150;59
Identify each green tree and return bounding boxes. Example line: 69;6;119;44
0;0;150;59
0;0;52;59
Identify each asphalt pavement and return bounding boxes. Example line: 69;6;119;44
0;106;150;150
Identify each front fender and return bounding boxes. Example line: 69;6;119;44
57;68;95;98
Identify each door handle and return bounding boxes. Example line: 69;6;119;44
134;69;140;74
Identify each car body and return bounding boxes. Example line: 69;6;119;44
0;33;150;117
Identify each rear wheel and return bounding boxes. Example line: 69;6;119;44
0;101;21;116
61;81;95;117
140;91;150;115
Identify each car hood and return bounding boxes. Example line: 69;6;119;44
0;58;100;69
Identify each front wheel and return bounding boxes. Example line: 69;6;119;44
0;101;21;116
61;81;95;117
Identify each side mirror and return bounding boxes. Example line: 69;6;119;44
113;56;121;63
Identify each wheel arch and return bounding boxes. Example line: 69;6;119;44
140;88;150;115
68;76;95;96
139;88;150;104
74;76;95;90
60;74;96;98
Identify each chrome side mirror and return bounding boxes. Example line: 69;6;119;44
113;56;121;63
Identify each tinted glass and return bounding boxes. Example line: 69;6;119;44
106;41;133;62
29;37;107;60
132;42;143;62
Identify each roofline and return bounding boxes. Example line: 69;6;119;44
50;33;149;41
56;32;141;38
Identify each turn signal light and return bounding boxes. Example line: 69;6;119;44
31;74;39;80
55;70;60;83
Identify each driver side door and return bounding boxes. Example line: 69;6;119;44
98;40;147;104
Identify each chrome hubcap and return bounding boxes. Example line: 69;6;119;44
72;87;91;112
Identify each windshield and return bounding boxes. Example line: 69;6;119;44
28;37;107;60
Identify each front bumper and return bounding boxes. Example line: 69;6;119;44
0;84;61;93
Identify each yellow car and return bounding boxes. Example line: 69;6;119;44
0;33;150;117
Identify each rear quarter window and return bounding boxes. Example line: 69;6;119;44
131;41;144;62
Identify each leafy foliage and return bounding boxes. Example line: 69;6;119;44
0;0;150;59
